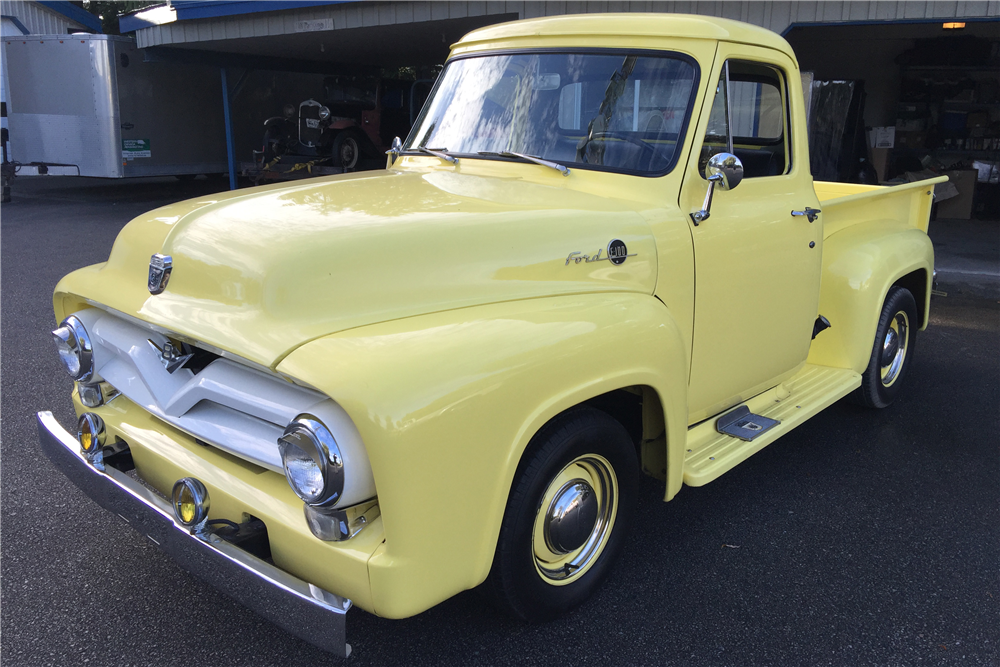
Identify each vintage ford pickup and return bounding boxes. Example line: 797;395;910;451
38;14;944;657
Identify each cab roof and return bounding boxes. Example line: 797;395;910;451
455;13;793;56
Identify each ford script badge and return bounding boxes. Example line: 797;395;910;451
148;253;172;295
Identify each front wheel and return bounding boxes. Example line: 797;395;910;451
852;286;918;408
485;407;638;622
331;131;361;170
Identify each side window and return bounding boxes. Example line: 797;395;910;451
700;60;790;179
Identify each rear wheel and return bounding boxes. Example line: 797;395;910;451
852;286;918;408
485;407;637;622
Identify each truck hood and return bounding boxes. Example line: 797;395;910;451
57;169;656;367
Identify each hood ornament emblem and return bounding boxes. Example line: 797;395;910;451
148;253;172;295
147;338;194;374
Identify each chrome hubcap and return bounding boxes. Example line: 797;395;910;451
532;455;617;585
544;480;599;554
880;311;909;387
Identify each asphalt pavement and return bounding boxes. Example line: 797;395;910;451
2;176;998;667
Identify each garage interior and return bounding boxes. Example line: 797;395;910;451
786;19;1000;219
126;6;998;218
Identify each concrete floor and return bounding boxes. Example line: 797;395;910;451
2;175;998;667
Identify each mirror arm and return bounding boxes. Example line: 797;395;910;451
690;173;723;225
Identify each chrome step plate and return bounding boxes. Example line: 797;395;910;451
716;405;779;442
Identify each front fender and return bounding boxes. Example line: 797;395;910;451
808;222;933;373
276;292;688;618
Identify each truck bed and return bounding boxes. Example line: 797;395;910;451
814;177;948;238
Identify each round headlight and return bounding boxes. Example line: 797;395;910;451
172;478;210;527
52;315;94;382
77;412;106;453
283;103;295;118
318;106;331;120
278;415;344;508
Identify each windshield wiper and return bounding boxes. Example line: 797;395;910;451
477;151;570;177
417;146;459;164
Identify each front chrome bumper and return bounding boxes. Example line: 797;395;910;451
36;411;352;658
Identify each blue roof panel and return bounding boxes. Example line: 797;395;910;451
171;1;350;21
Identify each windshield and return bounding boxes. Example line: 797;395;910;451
404;51;698;176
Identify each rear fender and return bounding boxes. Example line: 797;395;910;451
276;292;689;619
808;222;933;373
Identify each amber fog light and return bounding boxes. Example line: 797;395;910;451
77;413;106;453
172;478;210;527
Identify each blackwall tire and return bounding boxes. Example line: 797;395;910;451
332;132;360;170
485;407;638;622
851;286;918;409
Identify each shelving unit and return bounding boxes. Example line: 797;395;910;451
892;62;999;218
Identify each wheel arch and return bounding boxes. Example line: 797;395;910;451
808;223;933;373
276;292;689;619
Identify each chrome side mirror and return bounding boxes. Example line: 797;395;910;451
386;136;403;167
691;152;744;225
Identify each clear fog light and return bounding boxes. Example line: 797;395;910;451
172;478;210;527
77;413;106;453
278;415;345;508
52;315;94;382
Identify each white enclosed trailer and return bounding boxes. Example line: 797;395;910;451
4;33;227;177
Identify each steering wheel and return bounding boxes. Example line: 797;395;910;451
577;131;658;164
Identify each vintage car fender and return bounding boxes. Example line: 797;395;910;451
276;291;689;619
807;221;933;373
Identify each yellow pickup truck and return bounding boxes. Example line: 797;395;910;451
37;14;944;657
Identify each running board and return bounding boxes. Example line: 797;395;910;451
683;365;861;486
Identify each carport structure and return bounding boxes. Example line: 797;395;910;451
120;1;1000;189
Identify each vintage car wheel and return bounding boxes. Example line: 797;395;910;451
852;286;918;408
485;407;637;622
332;132;361;170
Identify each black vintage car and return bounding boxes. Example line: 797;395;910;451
260;76;433;171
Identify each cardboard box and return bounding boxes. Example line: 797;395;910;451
870;147;891;181
967;111;989;128
896;130;927;149
937;169;978;219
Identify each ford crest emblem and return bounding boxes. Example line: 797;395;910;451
148;254;172;295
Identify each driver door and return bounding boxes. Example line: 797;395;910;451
680;44;823;423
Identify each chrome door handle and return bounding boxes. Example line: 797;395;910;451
791;207;821;222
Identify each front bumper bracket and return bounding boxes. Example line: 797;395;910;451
36;411;352;658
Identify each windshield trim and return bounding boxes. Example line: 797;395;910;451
402;47;702;179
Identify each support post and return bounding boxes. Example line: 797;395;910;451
221;67;237;191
